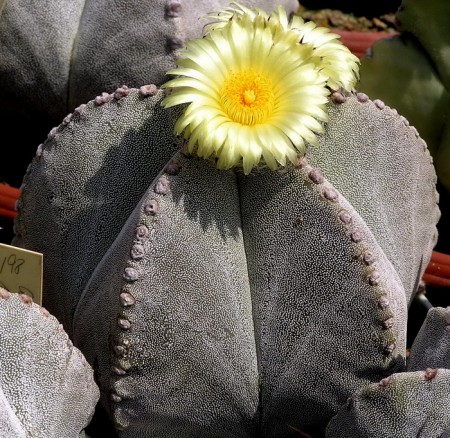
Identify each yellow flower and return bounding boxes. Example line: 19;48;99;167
161;5;351;174
205;2;360;91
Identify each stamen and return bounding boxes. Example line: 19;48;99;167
243;89;256;105
220;69;275;125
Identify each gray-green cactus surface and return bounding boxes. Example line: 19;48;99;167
0;385;27;438
14;86;184;335
306;91;440;305
12;85;440;436
73;149;408;436
326;302;450;438
0;287;99;438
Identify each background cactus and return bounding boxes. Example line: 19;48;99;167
408;306;450;372
357;0;450;256
11;83;440;436
326;304;450;437
0;287;99;437
0;0;298;188
326;368;450;437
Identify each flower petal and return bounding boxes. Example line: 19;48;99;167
160;2;359;173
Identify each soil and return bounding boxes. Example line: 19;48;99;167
296;3;398;33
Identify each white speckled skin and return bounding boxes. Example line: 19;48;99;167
0;289;99;438
0;0;85;121
13;89;440;436
307;90;440;306
0;386;27;438
72;151;407;436
238;161;408;437
74;154;259;437
13;88;184;335
326;299;450;437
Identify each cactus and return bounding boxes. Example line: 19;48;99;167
357;0;450;195
0;287;99;437
13;86;185;335
6;1;447;436
11;83;441;436
408;306;450;372
0;0;298;186
326;368;450;437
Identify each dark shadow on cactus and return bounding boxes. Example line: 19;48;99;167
407;290;432;349
16;95;184;334
85;401;119;438
288;424;314;438
433;182;450;255
0;18;69;187
168;155;243;240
